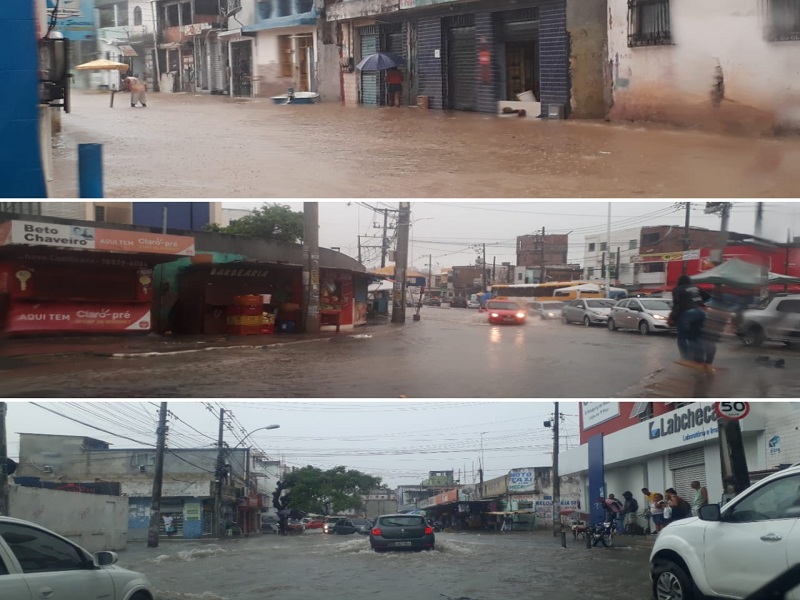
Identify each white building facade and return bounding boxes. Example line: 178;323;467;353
583;227;641;286
607;0;800;133
558;402;796;530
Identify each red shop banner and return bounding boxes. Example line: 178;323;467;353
7;303;152;333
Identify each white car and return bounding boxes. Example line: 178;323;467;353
650;463;800;600
467;299;481;309
608;297;675;335
0;516;154;600
562;298;616;326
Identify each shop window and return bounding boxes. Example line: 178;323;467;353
180;2;192;26
642;232;660;245
767;0;800;41
629;239;638;250
98;6;116;28
166;4;180;27
94;205;106;222
133;6;142;25
642;262;665;273
278;0;292;17
627;0;671;47
278;35;293;78
588;243;596;252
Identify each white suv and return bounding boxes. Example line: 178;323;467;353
650;464;800;600
735;294;800;347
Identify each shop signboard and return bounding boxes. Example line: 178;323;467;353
581;402;619;430
2;220;195;256
7;302;152;333
400;0;457;8
634;250;701;263
508;469;535;493
46;0;96;41
184;503;202;521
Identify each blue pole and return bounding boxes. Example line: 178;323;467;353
78;143;103;198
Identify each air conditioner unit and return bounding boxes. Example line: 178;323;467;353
43;465;53;474
139;465;147;473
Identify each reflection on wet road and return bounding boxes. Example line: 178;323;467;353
3;308;677;398
49;92;800;198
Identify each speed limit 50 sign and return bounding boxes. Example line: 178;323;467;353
715;401;750;420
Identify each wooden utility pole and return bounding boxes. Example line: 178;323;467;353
552;402;560;537
214;408;226;538
492;256;496;284
482;243;487;291
755;202;764;238
381;209;389;268
605;203;612;297
303;202;320;333
539;227;546;283
718;418;751;495
682;202;691;275
391;202;411;324
357;235;362;264
147;402;168;547
0;402;8;516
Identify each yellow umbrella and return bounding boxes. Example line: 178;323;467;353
75;59;130;73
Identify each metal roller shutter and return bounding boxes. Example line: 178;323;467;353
501;8;540;43
668;447;706;504
446;19;476;111
360;28;379;106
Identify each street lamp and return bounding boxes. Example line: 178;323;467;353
232;424;280;449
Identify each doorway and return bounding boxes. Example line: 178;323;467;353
505;40;539;101
295;34;314;92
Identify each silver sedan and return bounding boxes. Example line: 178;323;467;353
562;298;617;327
608;297;675;335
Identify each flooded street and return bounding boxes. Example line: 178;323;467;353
118;531;652;600
4;307;798;398
49;92;800;198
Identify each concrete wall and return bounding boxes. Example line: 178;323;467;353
9;486;129;552
566;0;608;118
607;0;800;134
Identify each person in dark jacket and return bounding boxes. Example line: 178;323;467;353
671;275;711;364
621;491;639;534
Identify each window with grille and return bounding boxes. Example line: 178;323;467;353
768;0;800;41
588;243;596;251
628;0;671;47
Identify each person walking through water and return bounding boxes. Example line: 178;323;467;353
386;67;404;107
124;73;147;107
670;274;710;368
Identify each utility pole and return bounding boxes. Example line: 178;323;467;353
214;408;226;539
428;254;433;293
616;247;621;285
0;403;8;516
482;243;487;291
786;229;792;293
605;203;612;297
147;402;168;548
551;402;560;538
718;417;751;496
539;227;546;284
755;202;764;238
303;202;320;333
381;209;389;268
357;236;362;264
682;202;691;275
492;256;496;284
391;202;411;324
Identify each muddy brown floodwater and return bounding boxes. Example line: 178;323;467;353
49;92;800;198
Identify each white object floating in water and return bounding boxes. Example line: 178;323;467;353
349;334;373;339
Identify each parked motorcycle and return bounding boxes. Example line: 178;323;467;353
588;519;615;547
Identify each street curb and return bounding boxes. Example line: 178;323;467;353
108;337;334;358
614;368;666;398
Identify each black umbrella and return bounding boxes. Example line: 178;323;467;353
356;52;406;72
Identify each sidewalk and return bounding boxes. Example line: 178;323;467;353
616;352;800;398
0;316;395;362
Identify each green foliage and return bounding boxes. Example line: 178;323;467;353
207;203;303;243
275;466;382;515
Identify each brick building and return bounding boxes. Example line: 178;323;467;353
516;233;569;268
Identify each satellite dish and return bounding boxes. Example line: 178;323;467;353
462;485;476;495
225;5;242;18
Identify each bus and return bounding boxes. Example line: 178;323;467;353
489;282;609;307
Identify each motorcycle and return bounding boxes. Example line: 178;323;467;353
588;519;615;547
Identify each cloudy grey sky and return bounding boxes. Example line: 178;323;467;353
222;200;800;272
5;400;579;489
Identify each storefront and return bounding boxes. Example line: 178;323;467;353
170;261;303;335
560;402;771;530
319;268;369;332
0;219;194;335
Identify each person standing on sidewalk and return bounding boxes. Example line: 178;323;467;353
690;480;709;516
386;67;404;107
621;491;639;534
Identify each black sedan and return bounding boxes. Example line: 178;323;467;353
332;518;372;535
369;514;435;552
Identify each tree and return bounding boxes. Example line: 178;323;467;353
205;203;303;243
272;466;382;515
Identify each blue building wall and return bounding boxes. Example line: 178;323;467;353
2;1;47;198
132;202;213;231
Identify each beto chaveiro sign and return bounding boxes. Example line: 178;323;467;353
648;405;719;440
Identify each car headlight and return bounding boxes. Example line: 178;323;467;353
516;312;525;318
490;313;499;318
653;314;666;320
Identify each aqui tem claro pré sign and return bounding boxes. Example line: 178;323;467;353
648;404;718;440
